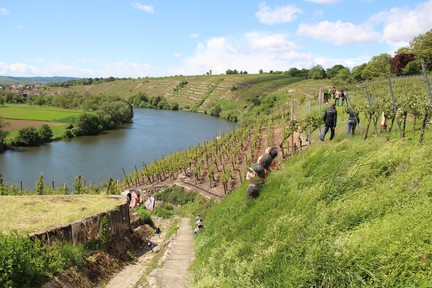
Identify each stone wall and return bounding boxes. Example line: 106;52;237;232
30;202;131;245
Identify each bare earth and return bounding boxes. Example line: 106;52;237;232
3;119;65;131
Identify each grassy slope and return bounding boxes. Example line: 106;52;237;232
1;195;123;233
191;136;432;287
49;74;308;115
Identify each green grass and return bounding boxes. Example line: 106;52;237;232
190;137;432;287
0;104;80;122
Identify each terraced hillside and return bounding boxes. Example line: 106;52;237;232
48;74;307;119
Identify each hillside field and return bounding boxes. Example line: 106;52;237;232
0;104;81;139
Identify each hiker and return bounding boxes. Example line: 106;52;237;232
246;183;261;202
381;112;387;132
342;90;349;106
147;240;154;252
155;227;161;238
346;105;360;135
334;89;341;106
128;189;141;208
331;86;336;99
195;218;204;227
194;219;206;235
320;103;338;141
257;146;278;176
245;163;265;185
194;226;201;235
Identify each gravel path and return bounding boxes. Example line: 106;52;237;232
147;217;195;288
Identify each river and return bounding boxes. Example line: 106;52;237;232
0;109;237;190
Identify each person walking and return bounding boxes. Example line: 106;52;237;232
320;103;337;141
346;105;360;135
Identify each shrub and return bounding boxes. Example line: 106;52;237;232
135;207;155;228
155;186;198;205
0;233;65;288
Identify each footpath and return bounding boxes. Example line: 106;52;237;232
147;217;195;287
105;217;195;288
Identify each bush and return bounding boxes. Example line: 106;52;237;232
0;233;65;288
155;186;198;205
152;203;175;219
134;207;155;228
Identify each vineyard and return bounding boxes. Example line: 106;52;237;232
2;72;432;199
346;72;432;143
121;72;432;200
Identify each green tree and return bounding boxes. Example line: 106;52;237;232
73;113;103;136
351;63;367;82
361;53;391;80
98;101;133;129
332;68;354;87
410;29;432;70
0;118;9;152
38;125;53;143
326;64;347;79
14;127;42;146
308;65;326;79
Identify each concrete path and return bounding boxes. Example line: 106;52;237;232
147;217;195;288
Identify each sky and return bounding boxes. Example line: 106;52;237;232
0;0;431;78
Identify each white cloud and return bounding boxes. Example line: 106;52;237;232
303;0;340;3
245;32;297;52
256;3;303;25
188;33;199;39
0;62;42;76
100;62;158;78
173;34;315;75
379;0;432;43
297;20;380;44
131;2;154;13
0;8;9;14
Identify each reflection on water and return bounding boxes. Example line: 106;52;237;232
0;109;237;189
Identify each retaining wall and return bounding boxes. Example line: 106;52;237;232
30;202;131;245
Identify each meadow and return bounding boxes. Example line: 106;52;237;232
191;136;432;287
0;104;81;139
0;195;123;234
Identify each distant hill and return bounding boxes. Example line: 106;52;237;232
0;76;79;84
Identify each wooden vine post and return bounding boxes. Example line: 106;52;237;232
386;76;402;140
420;59;432;143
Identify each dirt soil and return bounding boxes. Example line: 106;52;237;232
3;119;65;131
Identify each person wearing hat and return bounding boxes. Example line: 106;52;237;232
246;163;265;184
257;146;278;176
346;104;360;135
320;102;337;141
245;163;266;202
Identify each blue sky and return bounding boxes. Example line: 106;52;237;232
0;0;431;78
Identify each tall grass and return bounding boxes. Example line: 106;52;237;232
191;137;432;287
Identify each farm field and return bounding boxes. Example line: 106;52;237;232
0;195;124;234
0;104;81;122
0;104;81;139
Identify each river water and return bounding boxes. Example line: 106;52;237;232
0;109;237;190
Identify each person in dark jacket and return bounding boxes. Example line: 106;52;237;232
346;105;360;135
320;103;337;141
